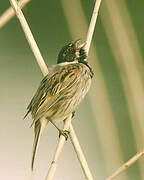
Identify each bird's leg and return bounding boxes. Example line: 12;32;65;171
63;111;75;123
49;119;70;140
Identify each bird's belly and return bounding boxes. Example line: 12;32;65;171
46;77;91;123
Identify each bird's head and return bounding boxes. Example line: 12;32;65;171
57;39;87;64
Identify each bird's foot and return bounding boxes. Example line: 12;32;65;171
59;130;70;140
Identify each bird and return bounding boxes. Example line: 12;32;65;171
24;39;94;171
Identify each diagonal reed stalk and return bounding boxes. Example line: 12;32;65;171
9;0;48;76
0;0;32;28
106;150;144;180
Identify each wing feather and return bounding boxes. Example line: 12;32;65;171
24;63;81;123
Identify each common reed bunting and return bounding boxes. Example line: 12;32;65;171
24;40;94;171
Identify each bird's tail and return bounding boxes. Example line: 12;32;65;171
31;118;47;171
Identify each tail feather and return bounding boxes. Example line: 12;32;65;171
23;109;31;119
31;118;47;171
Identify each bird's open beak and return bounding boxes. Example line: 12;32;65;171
74;39;86;50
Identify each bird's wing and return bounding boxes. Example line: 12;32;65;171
24;63;81;123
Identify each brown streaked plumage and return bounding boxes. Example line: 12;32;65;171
24;40;93;171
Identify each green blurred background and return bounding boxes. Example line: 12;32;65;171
1;0;144;180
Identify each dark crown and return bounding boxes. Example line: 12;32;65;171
57;39;87;64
